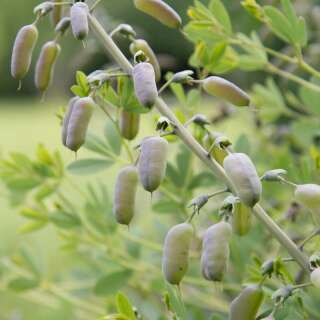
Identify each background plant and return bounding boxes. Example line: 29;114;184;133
1;0;320;319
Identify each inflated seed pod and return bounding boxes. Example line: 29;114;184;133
130;39;161;82
35;41;61;93
311;268;320;288
133;62;158;108
61;97;79;146
11;24;38;81
51;0;63;26
70;2;89;40
138;136;168;192
229;285;264;320
223;153;262;207
113;165;138;225
294;184;320;211
232;201;252;236
120;110;140;140
134;0;181;28
162;223;193;285
201;221;232;282
203;132;228;165
202;76;250;107
66;97;95;152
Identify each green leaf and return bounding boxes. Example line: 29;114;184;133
84;133;112;157
20;207;48;221
76;70;90;94
104;121;122;156
8;277;39;292
19;220;48;234
209;0;232;34
264;6;292;43
94;270;132;296
70;85;86;97
116;292;136;320
299;77;320;115
50;210;81;229
165;285;187;320
188;171;216;189
67;158;114;175
234;134;251;154
152;199;181;214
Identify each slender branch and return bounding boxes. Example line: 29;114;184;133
88;13;310;273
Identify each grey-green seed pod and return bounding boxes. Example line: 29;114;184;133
66;97;95;152
203;132;228;165
113;165;138;225
229;285;264;320
294;184;320;211
201;221;232;282
51;0;63;26
138;136;168;192
134;0;182;29
11;24;38;81
162;223;193;285
70;2;89;40
223;153;262;207
133;62;158;108
202;76;250;107
120;110;140;140
61;97;79;146
35;41;61;93
55;17;71;35
130;39;161;82
232;201;252;236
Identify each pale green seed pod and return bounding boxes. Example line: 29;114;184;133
70;2;89;40
294;184;320;211
201;221;232;282
11;24;38;80
113;165;138;226
223;153;262;207
311;268;320;288
134;0;181;28
120;110;140;140
138;136;168;192
51;0;63;26
66;97;95;152
232;200;252;236
130;39;161;82
61;97;79;146
162;223;193;285
133;62;158;108
202;76;250;107
229;285;264;320
35;41;61;93
203;132;228;165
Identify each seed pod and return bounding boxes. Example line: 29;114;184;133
130;39;161;82
134;0;181;29
229;285;264;320
203;132;228;165
223;153;262;207
138;136;168;192
35;41;61;93
51;0;63;25
162;223;193;285
120;110;140;140
202;76;250;107
133;62;158;108
201;221;232;281
11;24;38;81
61;97;79;146
55;17;71;35
311;268;320;288
294;184;320;211
232;200;252;236
113;165;138;225
66;97;95;152
70;2;89;40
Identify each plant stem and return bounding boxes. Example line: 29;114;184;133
88;13;310;273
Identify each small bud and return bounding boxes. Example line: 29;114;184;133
309;252;320;269
311;268;320;288
156;116;170;131
55;17;71;35
112;24;136;38
261;169;287;182
190;114;210;127
294;184;320;211
34;2;54;16
87;70;110;86
272;285;293;304
261;259;274;277
171;70;194;83
188;195;209;214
